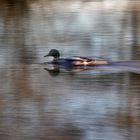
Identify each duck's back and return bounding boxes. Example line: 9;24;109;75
56;58;79;66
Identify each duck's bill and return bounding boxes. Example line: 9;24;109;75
44;54;49;57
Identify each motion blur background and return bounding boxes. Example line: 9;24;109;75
0;0;140;140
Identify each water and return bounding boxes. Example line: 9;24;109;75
0;0;140;140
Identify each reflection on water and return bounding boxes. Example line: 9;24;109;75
0;0;140;140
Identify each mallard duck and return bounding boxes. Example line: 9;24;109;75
44;49;109;66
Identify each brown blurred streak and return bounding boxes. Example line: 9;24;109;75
0;0;37;64
128;1;140;60
3;1;32;20
116;73;140;128
0;0;39;17
14;65;34;97
129;73;140;84
0;0;38;97
116;113;136;128
0;0;29;11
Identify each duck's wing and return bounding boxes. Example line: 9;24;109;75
72;56;93;61
72;56;109;65
72;56;108;61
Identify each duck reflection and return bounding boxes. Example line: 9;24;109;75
44;65;60;77
44;64;97;77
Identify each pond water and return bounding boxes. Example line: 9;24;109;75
0;0;140;140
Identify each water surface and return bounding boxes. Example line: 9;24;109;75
0;0;140;140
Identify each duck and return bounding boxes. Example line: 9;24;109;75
44;49;109;66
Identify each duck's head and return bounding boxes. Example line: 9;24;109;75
44;49;60;59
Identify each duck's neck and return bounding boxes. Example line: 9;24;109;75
52;57;59;64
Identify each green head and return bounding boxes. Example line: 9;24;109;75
44;49;60;58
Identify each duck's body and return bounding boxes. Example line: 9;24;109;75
44;49;109;66
47;56;109;66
